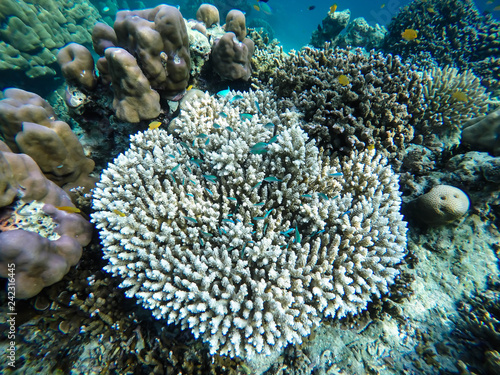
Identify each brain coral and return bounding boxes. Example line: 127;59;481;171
92;90;407;358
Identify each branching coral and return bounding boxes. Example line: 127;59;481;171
92;89;407;359
269;45;424;164
382;0;500;92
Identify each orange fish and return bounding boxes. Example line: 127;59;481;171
148;121;162;130
253;4;260;11
427;7;435;13
56;206;81;214
367;144;375;150
401;28;418;41
330;4;337;13
338;75;350;86
186;85;193;91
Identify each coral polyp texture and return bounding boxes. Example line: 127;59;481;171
92;90;407;358
270;45;424;163
381;0;500;91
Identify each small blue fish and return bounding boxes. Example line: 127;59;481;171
200;231;213;237
171;164;181;172
222;219;235;224
295;226;301;244
252;181;262;189
264;209;274;218
253;216;265;221
184;216;198;223
182;178;185;185
250;142;268;154
205;187;213;195
190;158;203;167
263;223;268;235
264;122;274;129
196;133;208;139
255;100;261;113
186;193;195;198
329;172;343;177
217;87;230;97
213;123;221;129
240;113;253;120
227;197;237;201
230;94;244;103
169;174;176;183
198;148;205;155
180;142;190;150
281;228;294;236
203;174;217;183
219;227;227;235
219;112;228;118
176;146;182;155
268;135;279;143
189;179;196;185
264;176;281;182
318;193;328;200
341;210;351;216
186;165;192;174
301;194;313;198
192;140;195;147
254;202;265;206
168;154;176;158
226;126;234;132
200;237;204;246
205;138;210;145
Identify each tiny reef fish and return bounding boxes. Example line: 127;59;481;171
452;91;468;102
112;209;126;217
186;85;193;91
148;121;162;130
338;75;350;85
308;5;316;10
330;4;337;13
401;28;418;41
217;87;230;97
56;206;81;213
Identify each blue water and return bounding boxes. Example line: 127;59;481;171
132;0;498;51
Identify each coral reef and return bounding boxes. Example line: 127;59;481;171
416;65;492;151
381;0;500;92
0;143;92;298
414;185;470;226
211;32;254;81
0;0;101;87
311;9;386;50
462;108;500;156
57;43;97;92
0;88;96;194
92;89;407;361
269;45;424;164
196;3;220;28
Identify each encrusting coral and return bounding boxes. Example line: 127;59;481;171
92;89;407;359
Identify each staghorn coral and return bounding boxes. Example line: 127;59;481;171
92;89;407;360
270;45;424;164
381;0;500;92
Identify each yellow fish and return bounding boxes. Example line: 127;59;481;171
494;5;500;10
452;91;468;102
401;28;418;41
427;7;435;13
56;206;81;214
367;144;375;151
112;209;127;217
338;75;350;86
330;4;337;13
148;121;162;130
253;4;260;11
186;85;193;91
381;3;386;9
